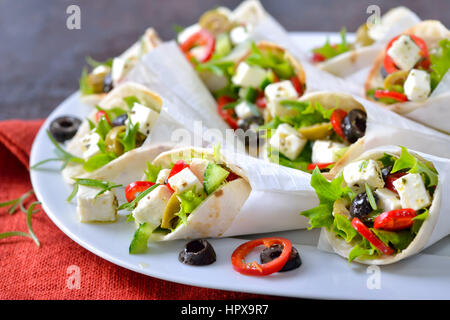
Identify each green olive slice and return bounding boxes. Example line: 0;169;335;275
199;9;233;36
161;193;181;229
383;70;409;89
355;24;374;47
298;122;333;140
87;71;108;94
105;125;126;156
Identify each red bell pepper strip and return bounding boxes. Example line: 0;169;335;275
383;35;430;74
255;91;266;109
179;29;215;63
95;110;111;124
374;208;418;231
351;218;395;256
231;237;292;276
307;162;335;171
166;160;190;191
217;96;238;130
312;52;326;63
385;172;407;193
374;90;408;102
290;76;304;96
125;181;156;202
330;109;348;140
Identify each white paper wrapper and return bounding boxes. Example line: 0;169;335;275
318;145;450;264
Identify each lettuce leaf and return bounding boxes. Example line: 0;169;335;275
118;120;140;153
279;101;334;128
430;39;450;91
372;229;414;251
175;189;206;225
348;238;379;262
144;162;162;183
246;42;294;79
332;213;360;242
312;28;351;60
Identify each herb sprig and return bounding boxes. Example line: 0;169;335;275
67;178;123;202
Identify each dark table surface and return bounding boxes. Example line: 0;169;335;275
1;0;448;120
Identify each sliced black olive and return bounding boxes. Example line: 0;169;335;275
49;116;82;143
341;109;367;143
178;239;216;266
381;165;393;181
350;192;378;225
103;73;114;93
260;244;302;272
112;113;128;127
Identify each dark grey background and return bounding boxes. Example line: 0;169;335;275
0;0;448;120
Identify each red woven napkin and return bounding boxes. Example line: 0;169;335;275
0;119;274;300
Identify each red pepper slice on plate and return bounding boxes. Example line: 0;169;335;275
385;172;407;193
330;109;348;140
166;160;190;191
231;237;292;276
179;29;215;63
217;96;238;130
95;110;111;124
307;162;335;171
374;90;408;102
374;208;417;231
351;218;395;256
290;76;304;96
125;181;155;202
312;52;326;63
383;35;430;74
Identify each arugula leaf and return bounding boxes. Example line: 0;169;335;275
429;39;450;91
67;178;122;202
95;116;112;140
378;153;397;168
123;96;141;109
312;27;351;60
144;162;162;183
246;42;294;79
82;152;116;173
119;184;160;211
118;119;140;153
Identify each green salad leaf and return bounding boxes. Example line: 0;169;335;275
144;162;162;183
430;39;450;91
246;42;294;79
118;120;140;153
312;28;351;60
175;189;206;226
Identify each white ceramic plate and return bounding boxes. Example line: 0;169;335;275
30;33;450;299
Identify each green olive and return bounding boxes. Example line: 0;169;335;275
105;125;126;156
298;122;333;140
161;194;181;229
384;70;409;89
87;71;108;94
135;131;146;148
199;9;233;36
355;24;374;47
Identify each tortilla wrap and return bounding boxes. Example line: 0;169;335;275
364;20;450;132
322;147;443;265
62;82;168;184
81;28;161;106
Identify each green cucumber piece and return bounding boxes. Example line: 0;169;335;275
129;222;154;254
203;163;230;195
239;87;259;103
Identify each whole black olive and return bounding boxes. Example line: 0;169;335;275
350;192;378;224
260;244;302;272
381;165;393;180
341;109;367;143
103;73;114;93
112;113;128;127
178;239;216;266
49;116;82;143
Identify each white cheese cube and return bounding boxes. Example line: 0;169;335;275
387;35;422;71
265;80;299;118
189;158;209;183
91;65;110;75
311;140;348;164
404;69;431;101
132;185;173;226
392;173;431;211
155;169;171;185
374;188;402;212
232;62;267;88
177;24;201;44
269;124;307;161
128;102;159;135
80;132;101;160
230;26;250;45
234;101;256;119
111;57;125;83
76;186;118;222
343;159;385;192
167;167;204;194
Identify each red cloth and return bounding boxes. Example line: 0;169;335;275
0;119;274;300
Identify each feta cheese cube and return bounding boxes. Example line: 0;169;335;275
234;101;256;119
230;26;250;45
167;167;204;194
264;80;299;118
343;159;385;192
132;185;173;226
404;69;431;101
189;158;209;183
232;62;267;88
91;65;110;75
80;132;101;160
177;24;201;44
392;173;431;210
269;124;307;161
155;168;171;185
128;102;159;135
387;35;422;71
76;186;118;222
311;140;348;164
111;57;125;83
374;188;402;212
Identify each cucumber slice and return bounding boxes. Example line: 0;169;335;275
239;87;258;103
203;163;230;195
129;222;154;254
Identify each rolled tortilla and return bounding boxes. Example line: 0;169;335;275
320;146;448;265
364;20;450;132
62;82;168;184
81;28;161;106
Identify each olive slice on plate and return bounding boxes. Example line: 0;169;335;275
179;239;216;266
49;116;82;143
341;109;367;143
260;244;302;272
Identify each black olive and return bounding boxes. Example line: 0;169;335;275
237;115;264;131
380;65;389;79
260;244;302;272
381;165;392;180
350;192;378;224
341;109;367;143
103;73;114;93
178;239;216;266
237;116;264;147
112;113;128;127
49;116;82;143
